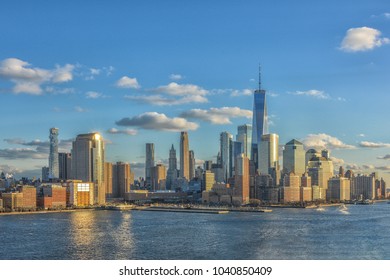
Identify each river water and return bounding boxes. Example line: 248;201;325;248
1;202;389;260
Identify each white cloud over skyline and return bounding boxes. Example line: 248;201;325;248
116;112;199;132
180;107;252;124
116;76;141;89
301;133;355;150
340;27;389;52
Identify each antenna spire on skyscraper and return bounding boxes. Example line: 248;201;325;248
258;64;262;90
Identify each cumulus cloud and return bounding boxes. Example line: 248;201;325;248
230;89;253;97
3;138;73;155
0;148;47;159
330;156;345;166
340;27;389;52
155;82;208;96
0;164;23;174
301;133;355;150
116;76;140;89
116;112;199;132
359;141;390;148
106;128;138;136
290;89;329;99
180;107;252;125
375;165;390;171
125;94;208;106
74;106;89;113
0;58;74;94
169;74;183;81
85;91;108;99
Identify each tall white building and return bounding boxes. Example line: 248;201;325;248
180;132;190;180
258;133;279;175
71;133;105;204
145;143;155;186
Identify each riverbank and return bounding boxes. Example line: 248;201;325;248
0;208;94;216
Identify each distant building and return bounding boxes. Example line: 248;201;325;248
237;124;252;159
281;172;300;203
58;152;72;181
258;133;280;185
220;132;233;182
66;180;94;207
42;166;49;182
233;154;250;204
202;170;215;191
352;174;375;200
104;162;113;197
283;139;305;176
145;143;155;187
49;128;59;179
327;177;351;201
166;144;178;190
71;133;105;204
112;162;134;198
189;150;195;180
307;152;334;190
151;164;166;191
180;132;190;180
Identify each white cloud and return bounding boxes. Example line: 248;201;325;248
155;82;208;96
169;74;183;81
86;91;107;99
107;128;137;136
359;141;390;148
125;94;208;106
180;107;252;125
340;27;389;52
74;106;88;113
0;148;47;159
301;133;355;150
230;89;253;97
116;112;199;132
290;89;329;99
330;156;345;166
376;165;390;171
358;134;366;137
116;76;140;89
0;58;74;94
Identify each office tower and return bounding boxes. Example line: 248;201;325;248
189;150;195;180
321;149;330;159
204;160;213;171
145;143;155;186
49;128;59;179
282;172;301;203
104;162;113;197
180;132;190;180
233;141;242;165
327;177;351;201
258;134;279;175
307;152;334;200
251;69;268;168
151;164;166;191
339;166;345;177
220;132;233;182
71;133;105;204
305;149;320;168
234;154;250;204
113;162;134;198
352;174;375;200
166;144;178;190
58;152;72;180
237;124;252;159
283;139;305;176
301;172;313;202
202;170;215;191
42;166;49;182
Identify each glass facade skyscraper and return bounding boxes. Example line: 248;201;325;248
251;87;268;169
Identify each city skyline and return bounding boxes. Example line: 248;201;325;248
1;0;390;183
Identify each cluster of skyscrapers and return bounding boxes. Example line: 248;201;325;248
0;70;388;211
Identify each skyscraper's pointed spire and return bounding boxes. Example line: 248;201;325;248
258;64;262;91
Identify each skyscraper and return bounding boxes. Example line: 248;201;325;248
258;133;280;185
49;127;59;179
283;139;305;176
166;144;178;190
251;68;268;168
236;124;252;159
58;152;72;180
145;143;155;186
234;153;250;204
220;132;233;182
151;164;166;191
189;150;195;180
180;132;189;180
113;162;134;198
71;133;105;204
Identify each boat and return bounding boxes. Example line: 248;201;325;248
316;205;325;211
339;204;348;212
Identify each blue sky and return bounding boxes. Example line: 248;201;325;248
1;0;390;181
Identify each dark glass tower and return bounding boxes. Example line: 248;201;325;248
251;68;268;169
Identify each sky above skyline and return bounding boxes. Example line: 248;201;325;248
1;0;390;181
